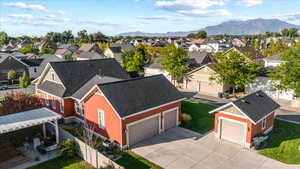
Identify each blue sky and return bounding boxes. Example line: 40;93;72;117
1;0;300;36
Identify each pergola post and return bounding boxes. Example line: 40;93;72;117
42;123;47;138
55;120;59;144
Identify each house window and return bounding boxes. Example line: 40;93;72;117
60;99;64;113
52;97;56;109
45;94;49;106
51;72;55;81
262;118;267;129
34;68;37;72
98;109;105;129
75;102;84;116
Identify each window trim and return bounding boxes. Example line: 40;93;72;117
60;99;64;113
52;97;56;109
262;118;267;130
75;102;84;116
98;109;105;129
51;72;55;81
45;94;49;106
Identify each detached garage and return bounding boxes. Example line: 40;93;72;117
209;90;280;148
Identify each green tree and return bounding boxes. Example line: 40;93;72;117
19;72;31;88
18;45;39;54
160;45;189;82
7;70;16;84
196;30;207;39
213;51;260;93
269;48;300;97
39;44;55;55
187;30;207;39
262;39;288;57
0;32;9;46
122;50;145;72
281;28;298;37
65;54;73;61
76;29;90;44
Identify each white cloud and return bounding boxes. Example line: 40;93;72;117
274;13;300;21
177;9;231;17
47;14;56;19
8;14;34;20
5;2;48;12
155;0;227;10
237;0;263;7
138;15;191;21
57;10;66;15
154;0;230;17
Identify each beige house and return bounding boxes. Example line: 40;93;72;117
183;64;231;97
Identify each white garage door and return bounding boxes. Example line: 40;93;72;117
164;109;178;131
220;119;245;145
199;81;221;97
127;115;160;146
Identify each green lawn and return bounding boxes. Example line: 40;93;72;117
259;120;300;164
181;100;217;134
116;151;163;169
28;156;94;169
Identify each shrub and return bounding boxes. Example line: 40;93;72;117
0;92;43;116
59;139;77;158
180;113;192;122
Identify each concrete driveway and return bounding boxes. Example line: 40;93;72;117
132;127;300;169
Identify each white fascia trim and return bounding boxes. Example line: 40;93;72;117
209;102;256;124
219;111;247;119
122;98;186;120
37;64;66;89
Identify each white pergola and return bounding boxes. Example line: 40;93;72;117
0;108;62;144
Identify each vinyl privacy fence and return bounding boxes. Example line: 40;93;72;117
59;127;124;169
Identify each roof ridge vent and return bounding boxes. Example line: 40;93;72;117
256;93;263;97
241;99;249;104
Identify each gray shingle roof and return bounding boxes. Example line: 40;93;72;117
37;80;65;97
98;75;185;118
49;58;131;97
72;75;122;100
233;90;280;123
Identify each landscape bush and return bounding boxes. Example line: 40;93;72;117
59;139;77;158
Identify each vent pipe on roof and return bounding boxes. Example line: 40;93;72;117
256;93;262;97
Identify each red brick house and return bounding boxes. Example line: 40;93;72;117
81;75;185;147
35;59;185;147
209;91;280;148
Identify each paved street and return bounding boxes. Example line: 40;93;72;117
276;109;300;124
132;127;300;169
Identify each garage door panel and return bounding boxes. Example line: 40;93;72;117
128;116;159;146
164;109;177;131
220;119;245;145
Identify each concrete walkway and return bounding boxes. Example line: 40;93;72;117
132;127;300;169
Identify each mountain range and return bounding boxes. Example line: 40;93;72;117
118;18;300;37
